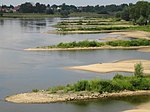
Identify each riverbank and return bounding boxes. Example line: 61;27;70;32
67;59;150;75
138;47;150;53
47;30;129;34
109;31;150;40
5;90;150;104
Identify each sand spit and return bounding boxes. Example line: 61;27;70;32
138;47;150;52
46;30;126;34
110;31;150;40
123;102;150;112
5;90;150;104
67;59;150;75
24;46;150;51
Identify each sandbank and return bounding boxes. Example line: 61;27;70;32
67;59;150;75
110;31;150;40
138;47;150;52
24;46;150;51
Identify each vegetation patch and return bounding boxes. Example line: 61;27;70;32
38;39;150;49
45;63;150;94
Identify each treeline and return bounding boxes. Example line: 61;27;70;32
118;1;150;25
17;2;128;14
0;2;128;16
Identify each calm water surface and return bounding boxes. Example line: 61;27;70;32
0;18;150;112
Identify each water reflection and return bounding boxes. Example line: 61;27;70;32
0;19;4;25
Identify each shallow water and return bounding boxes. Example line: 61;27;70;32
0;18;150;112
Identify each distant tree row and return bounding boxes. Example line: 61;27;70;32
118;1;150;25
0;2;129;17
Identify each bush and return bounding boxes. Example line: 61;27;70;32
134;63;144;78
99;80;113;92
74;80;90;91
113;74;124;80
88;79;102;92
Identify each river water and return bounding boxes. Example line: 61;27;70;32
0;18;150;112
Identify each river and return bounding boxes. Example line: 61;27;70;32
0;18;150;112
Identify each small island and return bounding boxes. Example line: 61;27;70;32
25;39;150;52
5;63;150;104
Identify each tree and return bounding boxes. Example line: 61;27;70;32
60;10;70;18
121;7;130;21
134;63;144;78
19;2;34;13
121;1;150;25
136;16;147;25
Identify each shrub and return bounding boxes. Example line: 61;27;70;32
113;74;124;80
99;80;113;92
74;80;90;91
134;63;144;78
88;79;102;92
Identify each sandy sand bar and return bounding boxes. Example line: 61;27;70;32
67;59;150;74
24;46;150;51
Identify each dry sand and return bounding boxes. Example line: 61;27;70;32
67;59;150;75
24;46;150;51
110;31;150;40
5;90;150;104
123;102;150;112
138;47;150;52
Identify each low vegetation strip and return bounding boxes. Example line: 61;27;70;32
5;63;150;104
36;39;150;49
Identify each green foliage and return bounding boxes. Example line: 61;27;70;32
47;86;65;93
74;80;90;91
113;74;124;80
136;16;147;26
129;25;150;32
106;39;150;47
45;74;150;94
121;1;150;25
134;63;144;78
56;40;105;48
40;39;150;49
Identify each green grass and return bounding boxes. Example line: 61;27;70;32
38;39;150;48
128;25;150;32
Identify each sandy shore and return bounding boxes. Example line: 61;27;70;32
110;31;150;40
47;30;150;40
46;30;126;34
67;59;150;75
5;90;150;104
24;46;150;51
138;47;150;52
123;102;150;112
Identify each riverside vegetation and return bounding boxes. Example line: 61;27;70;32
32;63;150;94
37;39;150;49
